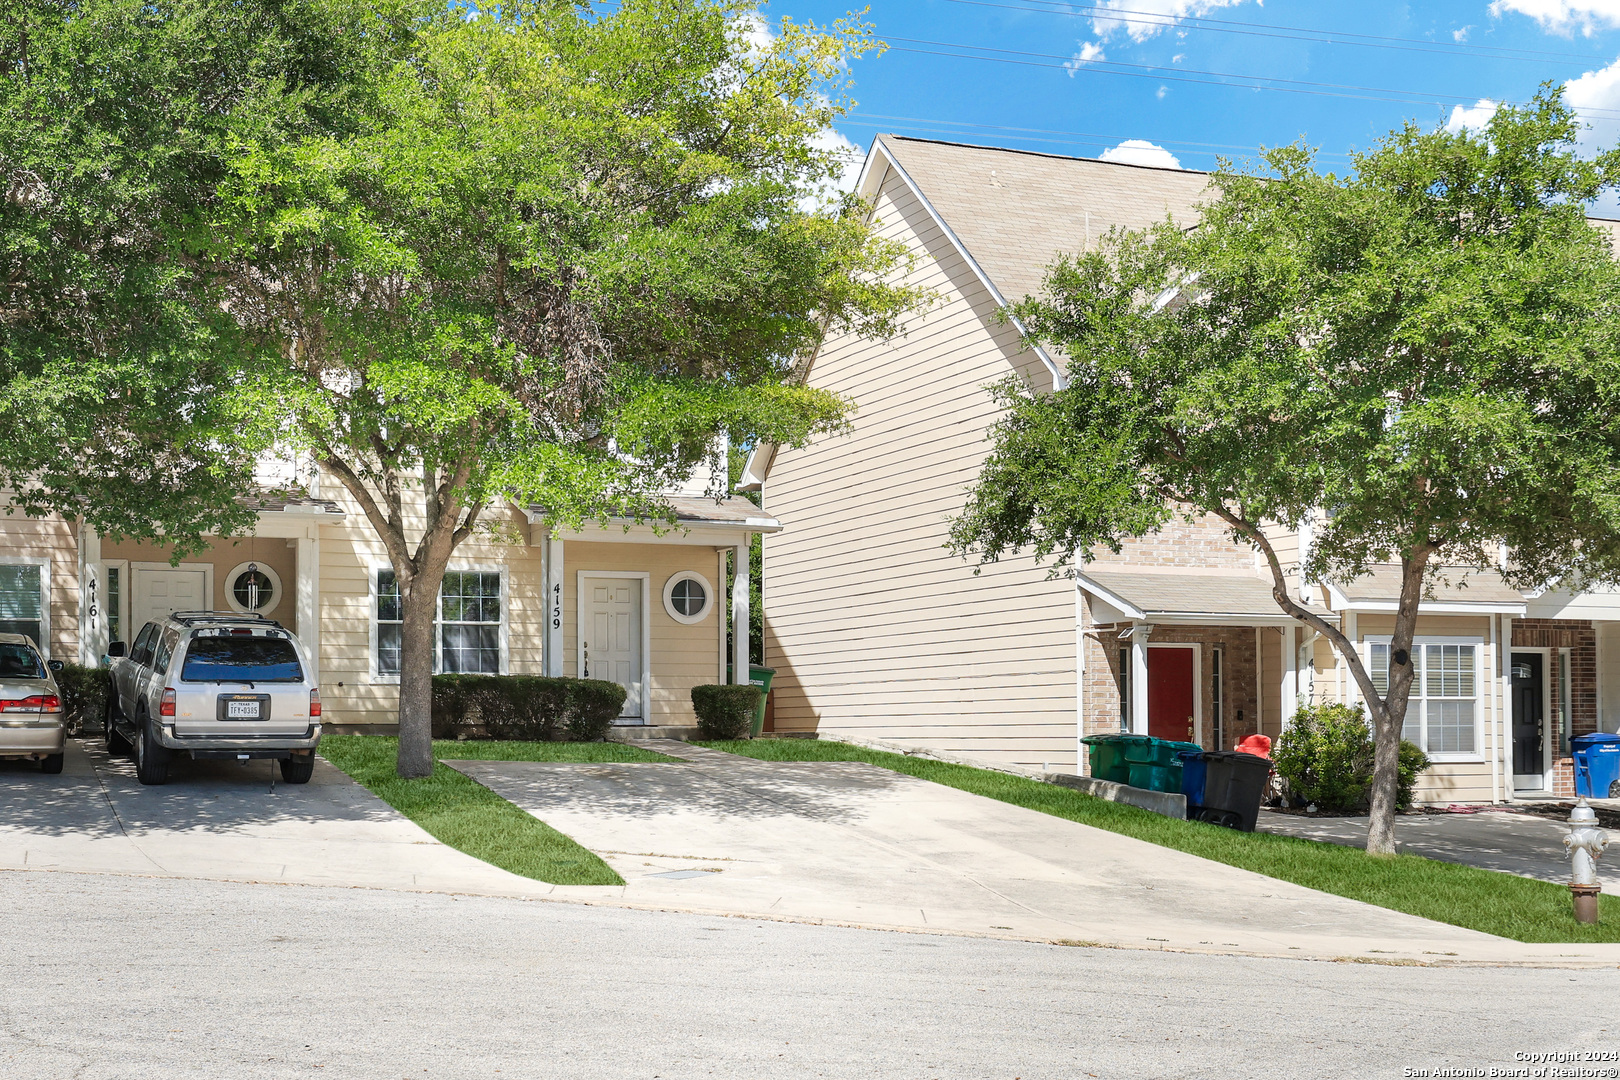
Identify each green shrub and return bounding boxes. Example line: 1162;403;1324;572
564;680;627;742
430;675;624;742
1397;740;1432;810
1274;702;1433;811
55;663;110;735
691;684;762;740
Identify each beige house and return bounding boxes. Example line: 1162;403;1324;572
1;470;775;733
745;134;1620;803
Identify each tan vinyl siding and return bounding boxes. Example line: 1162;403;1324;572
763;163;1080;772
102;536;301;636
315;497;546;728
0;513;80;662
562;541;724;726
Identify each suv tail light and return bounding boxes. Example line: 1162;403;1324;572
309;688;321;718
0;695;60;714
160;688;176;717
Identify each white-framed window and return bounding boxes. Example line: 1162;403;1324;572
661;571;714;625
1367;638;1482;758
374;568;505;679
0;558;50;659
1118;647;1130;732
224;561;283;615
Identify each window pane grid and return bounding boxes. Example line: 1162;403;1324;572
375;570;501;677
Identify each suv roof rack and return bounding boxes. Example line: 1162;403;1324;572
167;610;286;630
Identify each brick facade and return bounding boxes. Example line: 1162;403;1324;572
1080;605;1262;774
1087;510;1257;571
1512;618;1597;797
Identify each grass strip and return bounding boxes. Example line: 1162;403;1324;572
700;738;1620;944
319;736;672;886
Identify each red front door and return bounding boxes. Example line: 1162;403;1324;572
1148;647;1195;741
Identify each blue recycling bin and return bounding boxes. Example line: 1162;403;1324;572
1178;749;1209;807
1571;733;1620;799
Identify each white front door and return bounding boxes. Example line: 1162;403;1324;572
132;569;207;634
581;576;644;722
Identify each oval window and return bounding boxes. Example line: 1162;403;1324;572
224;562;282;615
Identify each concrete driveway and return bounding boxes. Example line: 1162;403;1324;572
0;738;548;896
448;742;1620;965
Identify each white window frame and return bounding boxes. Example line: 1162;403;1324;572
661;570;715;625
103;558;130;649
370;564;509;684
223;561;284;615
0;556;51;662
1364;635;1485;762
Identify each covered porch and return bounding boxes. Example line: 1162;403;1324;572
1075;570;1336;771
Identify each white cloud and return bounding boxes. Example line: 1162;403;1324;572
1489;1;1620;36
1453;25;1472;41
1172;52;1187;62
1157;84;1169;99
1064;40;1107;76
1099;139;1184;168
1089;0;1256;43
1446;98;1500;133
1564;56;1620;213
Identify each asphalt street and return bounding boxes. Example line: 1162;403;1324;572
0;869;1615;1080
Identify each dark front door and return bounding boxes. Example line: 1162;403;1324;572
1148;647;1196;742
1511;652;1545;787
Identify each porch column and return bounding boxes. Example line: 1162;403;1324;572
717;548;729;684
1130;622;1151;735
543;532;564;677
79;524;105;666
296;529;320;685
1282;623;1297;729
732;536;750;684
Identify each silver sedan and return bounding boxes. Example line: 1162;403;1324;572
0;634;65;773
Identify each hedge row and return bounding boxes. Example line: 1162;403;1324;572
431;675;628;742
55;663;111;735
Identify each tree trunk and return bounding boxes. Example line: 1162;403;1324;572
395;569;440;779
1364;553;1427;856
1365;701;1404;855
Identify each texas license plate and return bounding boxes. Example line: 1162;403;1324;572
226;701;260;719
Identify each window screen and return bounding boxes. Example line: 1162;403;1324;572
0;564;43;645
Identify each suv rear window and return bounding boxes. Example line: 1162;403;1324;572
180;636;304;683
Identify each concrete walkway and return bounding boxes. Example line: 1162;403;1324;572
4;738;1620;966
449;741;1620;965
1257;807;1620;887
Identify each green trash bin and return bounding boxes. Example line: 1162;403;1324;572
1081;734;1134;783
1119;736;1201;791
747;665;775;737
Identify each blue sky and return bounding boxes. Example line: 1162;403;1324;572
769;0;1620;207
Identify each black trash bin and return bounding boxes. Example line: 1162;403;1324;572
1191;750;1271;832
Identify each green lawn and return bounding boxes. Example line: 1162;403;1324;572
319;736;678;886
700;738;1620;944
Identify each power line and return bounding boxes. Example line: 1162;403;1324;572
840;111;1353;162
882;37;1620;119
945;0;1617;65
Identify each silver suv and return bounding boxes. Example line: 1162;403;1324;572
106;611;322;786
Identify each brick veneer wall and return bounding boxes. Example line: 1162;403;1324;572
1079;610;1261;773
1087;511;1257;570
1512;618;1596;797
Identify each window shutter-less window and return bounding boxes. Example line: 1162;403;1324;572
0;565;43;644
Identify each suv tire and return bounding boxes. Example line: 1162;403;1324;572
40;753;63;775
104;697;132;758
279;755;315;785
135;718;170;786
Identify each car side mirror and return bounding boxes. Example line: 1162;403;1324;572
47;659;63;672
107;641;126;658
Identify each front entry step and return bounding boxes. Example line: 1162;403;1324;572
611;725;700;742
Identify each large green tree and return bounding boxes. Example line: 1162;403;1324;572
201;0;920;776
951;91;1620;855
0;0;415;549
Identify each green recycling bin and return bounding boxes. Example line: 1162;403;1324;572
748;665;775;737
